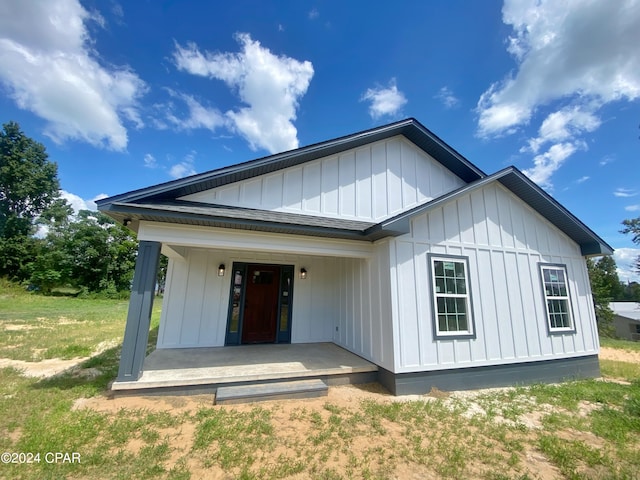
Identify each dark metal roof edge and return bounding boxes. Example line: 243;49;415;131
404;119;486;178
374;167;613;255
500;168;614;255
374;170;511;234
104;202;372;240
96;118;485;206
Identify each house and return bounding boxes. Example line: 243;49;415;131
609;302;640;341
97;118;612;395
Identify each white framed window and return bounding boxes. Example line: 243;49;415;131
429;255;475;338
539;264;575;333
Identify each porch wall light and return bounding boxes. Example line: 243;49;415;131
300;267;308;280
218;264;226;277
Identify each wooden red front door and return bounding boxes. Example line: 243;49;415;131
241;265;280;343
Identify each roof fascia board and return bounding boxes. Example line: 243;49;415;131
103;202;371;241
497;168;613;256
368;169;511;236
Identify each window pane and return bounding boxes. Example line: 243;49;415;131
434;261;444;277
438;315;447;332
279;305;289;332
446;297;457;313
456;279;466;294
437;297;446;314
455;262;465;278
229;270;243;333
444;262;455;276
447;315;457;331
455;297;467;315
458;314;468;331
252;270;274;284
279;271;291;332
445;278;456;294
435;278;445;293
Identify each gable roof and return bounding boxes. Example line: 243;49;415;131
370;167;613;255
96;118;485;206
609;302;640;321
97;120;613;257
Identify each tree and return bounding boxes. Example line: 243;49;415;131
0;122;60;279
29;210;138;293
586;256;621;337
620;281;640;302
621;217;640;275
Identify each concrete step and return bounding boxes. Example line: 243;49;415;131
215;378;328;405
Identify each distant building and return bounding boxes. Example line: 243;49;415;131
610;302;640;341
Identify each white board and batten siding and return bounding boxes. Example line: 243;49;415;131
389;181;599;374
332;245;396;372
180;136;464;222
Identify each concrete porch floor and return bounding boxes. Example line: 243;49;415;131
111;342;378;392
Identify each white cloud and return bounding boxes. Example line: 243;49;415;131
0;0;146;150
164;90;226;132
576;176;590;184
524;106;601;154
111;2;124;19
308;8;319;19
614;188;638;198
60;191;108;213
361;78;407;120
478;0;640;137
613;247;640;283
169;152;197;179
435;86;459;109
625;205;640;212
477;0;640;186
173;33;314;154
522;142;580;187
143;153;157;168
599;155;614;166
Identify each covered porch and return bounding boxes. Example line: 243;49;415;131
111;343;378;394
113;220;386;387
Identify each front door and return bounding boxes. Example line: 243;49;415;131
242;265;280;343
225;263;294;345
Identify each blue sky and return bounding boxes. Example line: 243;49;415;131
1;0;639;281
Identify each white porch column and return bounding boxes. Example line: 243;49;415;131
116;240;161;382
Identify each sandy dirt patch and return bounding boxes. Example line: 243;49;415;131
0;340;116;378
74;383;571;480
0;357;90;378
3;324;42;331
599;346;640;363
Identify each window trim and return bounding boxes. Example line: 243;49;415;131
428;254;476;340
538;263;576;334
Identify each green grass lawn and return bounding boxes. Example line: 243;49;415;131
600;336;640;352
1;282;639;479
0;280;160;362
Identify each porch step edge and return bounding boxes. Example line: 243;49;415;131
215;379;328;405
